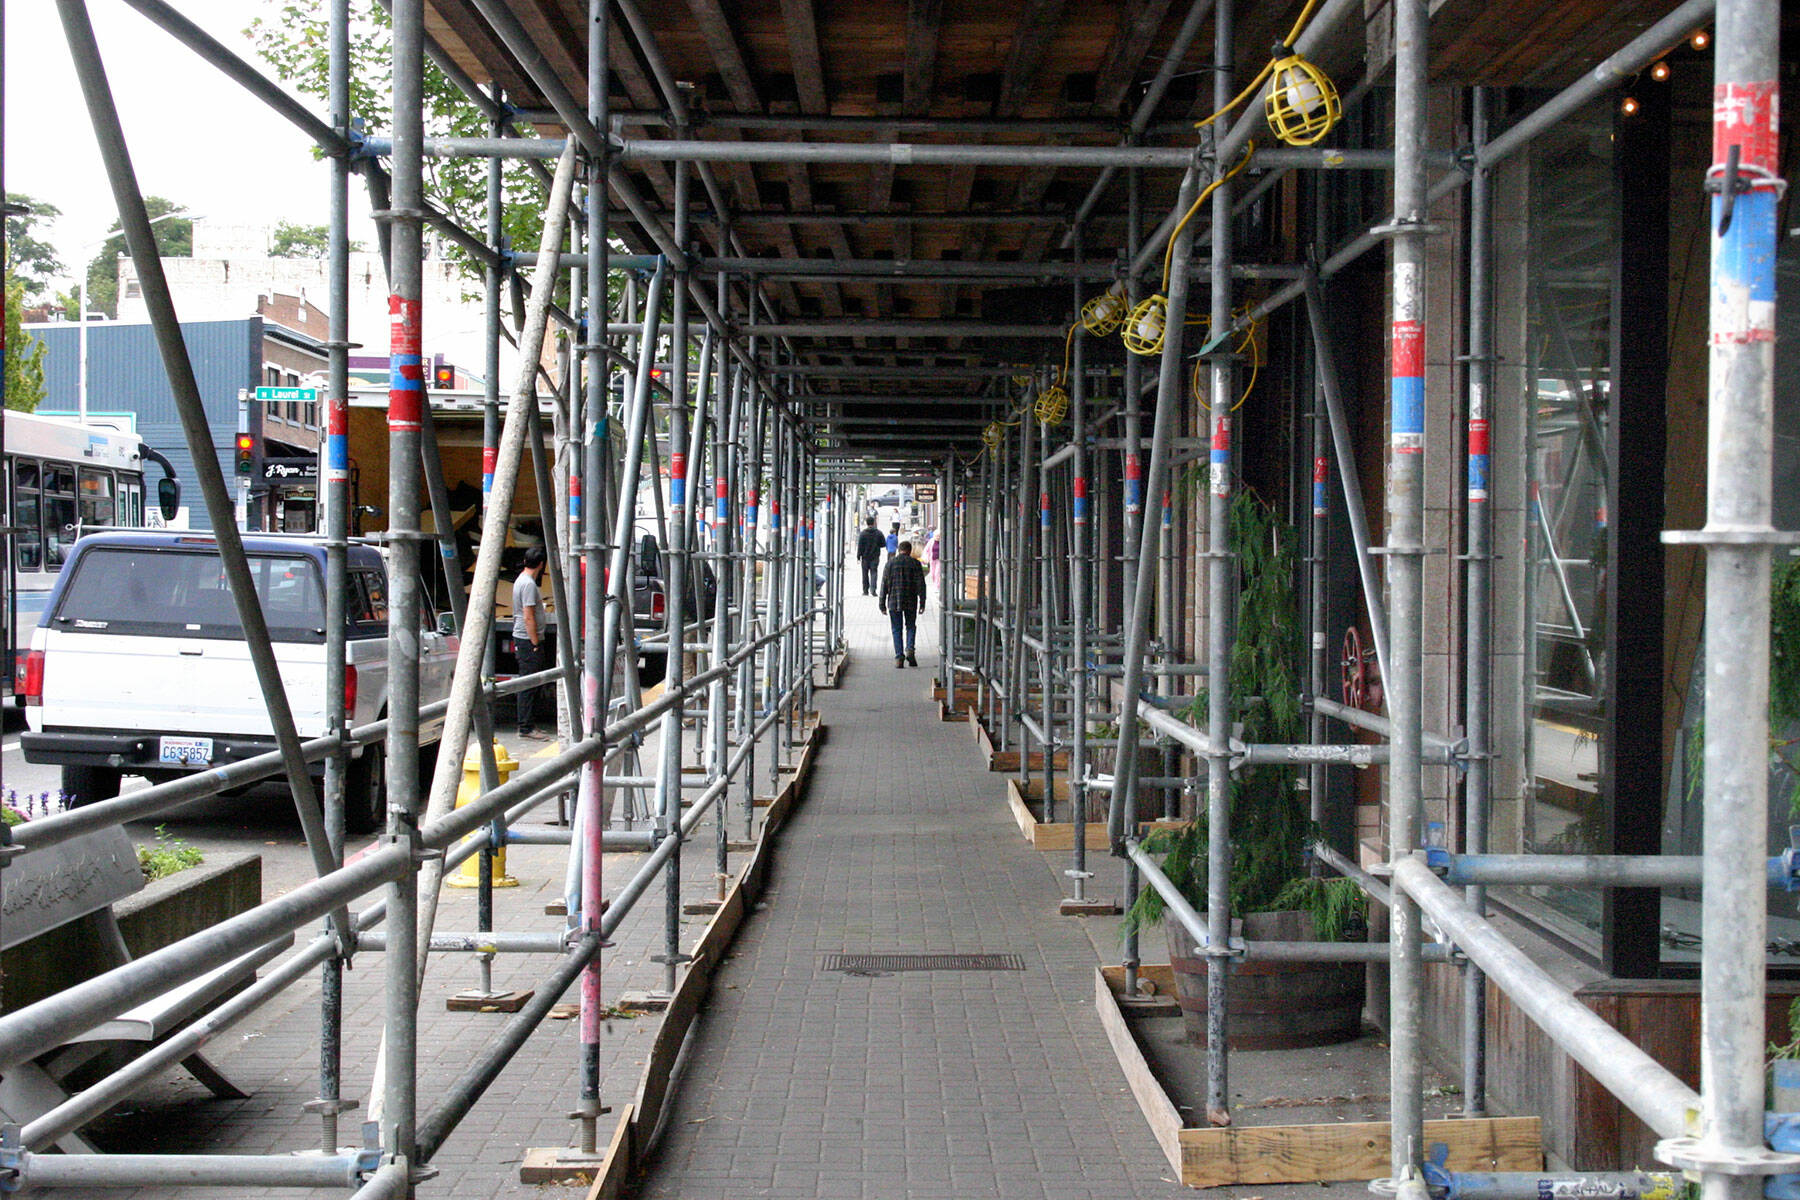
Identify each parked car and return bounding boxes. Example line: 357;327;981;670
18;531;457;833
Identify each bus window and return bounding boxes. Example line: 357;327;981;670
13;459;41;572
43;465;76;568
79;468;116;528
120;477;143;526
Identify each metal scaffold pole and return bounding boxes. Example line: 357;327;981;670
1069;242;1093;906
1460;84;1494;1118
1658;3;1789;1198
658;154;693;999
1201;0;1237;1124
379;0;428;1174
1386;0;1431;1176
311;0;354;1152
576;0;610;1148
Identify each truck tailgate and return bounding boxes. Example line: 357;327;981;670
39;630;328;738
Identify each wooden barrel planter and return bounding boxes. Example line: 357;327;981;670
1165;912;1364;1050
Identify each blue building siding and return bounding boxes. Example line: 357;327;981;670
29;319;262;530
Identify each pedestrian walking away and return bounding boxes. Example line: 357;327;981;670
885;521;900;563
856;515;885;596
878;540;928;669
512;546;553;740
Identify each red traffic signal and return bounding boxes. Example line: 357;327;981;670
434;363;455;388
235;433;255;476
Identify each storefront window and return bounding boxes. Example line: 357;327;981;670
1517;100;1618;946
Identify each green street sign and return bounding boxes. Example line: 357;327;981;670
255;386;318;403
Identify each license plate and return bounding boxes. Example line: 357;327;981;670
159;736;214;766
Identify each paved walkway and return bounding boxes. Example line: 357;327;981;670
635;595;1188;1200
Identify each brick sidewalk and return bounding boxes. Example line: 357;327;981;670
632;595;1190;1200
91;733;782;1198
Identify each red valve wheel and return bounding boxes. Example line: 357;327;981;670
1341;626;1367;709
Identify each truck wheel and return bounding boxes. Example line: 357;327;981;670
345;745;387;835
61;765;122;808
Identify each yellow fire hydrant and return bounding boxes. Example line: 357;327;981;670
448;742;520;888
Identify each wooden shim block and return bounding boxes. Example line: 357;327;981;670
1095;968;1186;1175
1178;1117;1543;1188
1102;963;1177;996
1060;897;1121;917
617;991;672;1012
520;1146;605;1185
582;1104;636;1200
446;989;534;1013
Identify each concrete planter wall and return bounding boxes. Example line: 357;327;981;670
1;851;261;1013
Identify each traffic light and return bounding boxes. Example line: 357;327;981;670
433;363;455;389
235;433;254;476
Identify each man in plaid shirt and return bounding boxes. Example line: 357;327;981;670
878;540;929;669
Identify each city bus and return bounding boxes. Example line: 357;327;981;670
4;411;166;702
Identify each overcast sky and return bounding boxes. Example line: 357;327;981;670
5;0;374;290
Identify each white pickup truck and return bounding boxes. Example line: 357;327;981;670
18;531;457;833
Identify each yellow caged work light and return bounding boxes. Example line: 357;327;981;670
1265;50;1340;146
1034;384;1069;426
982;421;1005;451
1081;285;1128;336
1122;294;1169;357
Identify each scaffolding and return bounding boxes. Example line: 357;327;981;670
3;0;1792;1195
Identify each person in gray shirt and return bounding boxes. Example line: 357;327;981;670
512;546;551;740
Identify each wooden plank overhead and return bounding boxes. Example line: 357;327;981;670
412;0;1700;455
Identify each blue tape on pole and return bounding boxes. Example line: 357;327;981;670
671;478;686;508
1392;376;1425;448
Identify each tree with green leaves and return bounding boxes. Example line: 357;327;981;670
5;194;64;301
82;196;193;319
248;1;548;266
269;220;331;258
4;271;47;413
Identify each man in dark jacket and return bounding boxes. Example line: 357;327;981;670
855;516;885;595
878;540;929;668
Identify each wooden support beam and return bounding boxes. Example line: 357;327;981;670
994;0;1071;118
778;0;829;115
903;0;945;117
1091;0;1178;114
685;0;762;112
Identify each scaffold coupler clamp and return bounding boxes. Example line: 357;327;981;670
1423;845;1454;875
1777;827;1800;894
351;1123;383;1185
0;1125;21;1193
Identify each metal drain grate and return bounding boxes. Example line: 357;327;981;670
822;953;1025;973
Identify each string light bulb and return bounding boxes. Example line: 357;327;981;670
1621;96;1640;116
1650;60;1671;81
1690;29;1709;49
